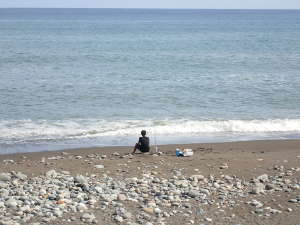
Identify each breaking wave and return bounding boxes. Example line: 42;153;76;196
1;118;300;144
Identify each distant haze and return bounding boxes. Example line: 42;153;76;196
1;0;300;9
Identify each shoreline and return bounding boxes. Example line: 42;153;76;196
2;119;300;155
1;138;300;157
1;139;300;180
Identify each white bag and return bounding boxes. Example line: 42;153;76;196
183;149;193;157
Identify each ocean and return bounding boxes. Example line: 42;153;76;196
1;8;300;154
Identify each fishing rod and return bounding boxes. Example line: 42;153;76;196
153;126;158;153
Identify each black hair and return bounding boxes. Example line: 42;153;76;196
141;130;146;136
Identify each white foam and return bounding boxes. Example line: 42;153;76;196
1;118;300;145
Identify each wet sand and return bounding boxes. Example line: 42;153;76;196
1;139;300;179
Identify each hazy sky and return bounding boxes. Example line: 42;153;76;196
1;0;300;9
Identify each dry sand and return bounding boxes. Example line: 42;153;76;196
1;139;300;225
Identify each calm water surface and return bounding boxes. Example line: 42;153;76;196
0;9;300;153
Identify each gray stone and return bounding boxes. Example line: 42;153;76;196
269;208;282;214
77;203;88;211
255;208;264;214
154;207;162;214
188;190;200;198
249;199;264;208
265;183;276;190
205;218;213;222
94;186;103;193
14;172;27;180
0;173;11;181
81;213;96;223
94;165;104;169
190;174;205;181
257;174;269;182
220;163;228;169
3;159;14;164
114;215;123;223
117;194;127;201
199;188;210;195
213;182;220;188
75;175;88;184
53;209;63;217
251;183;265;194
45;170;57;178
122;211;132;219
5;199;18;208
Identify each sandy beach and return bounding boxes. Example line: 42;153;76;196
1;139;300;225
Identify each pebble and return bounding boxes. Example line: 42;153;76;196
114;215;123;223
45;170;57;178
77;203;88;211
75;175;88;184
205;217;213;222
81;213;96;223
248;199;264;208
255;208;263;214
251;183;265;194
14;172;27;180
143;208;154;215
188;190;200;198
5;199;18;209
0;173;11;181
257;174;269;182
94;165;104;169
117;194;127;201
190;174;205;181
269;208;282;214
53;209;63;217
265;183;276;190
220;163;229;169
154;208;161;214
3;159;14;164
0;161;298;225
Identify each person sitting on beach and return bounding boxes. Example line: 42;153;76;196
132;130;150;154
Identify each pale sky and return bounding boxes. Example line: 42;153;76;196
1;0;300;9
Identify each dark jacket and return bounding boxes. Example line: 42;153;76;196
138;136;150;152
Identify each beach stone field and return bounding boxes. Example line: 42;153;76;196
0;140;300;225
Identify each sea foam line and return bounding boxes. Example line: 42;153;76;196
0;118;300;143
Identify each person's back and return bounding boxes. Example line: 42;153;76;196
139;136;150;152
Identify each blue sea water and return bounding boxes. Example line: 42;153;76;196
0;9;300;154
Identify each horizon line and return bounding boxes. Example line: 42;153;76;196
1;7;300;10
